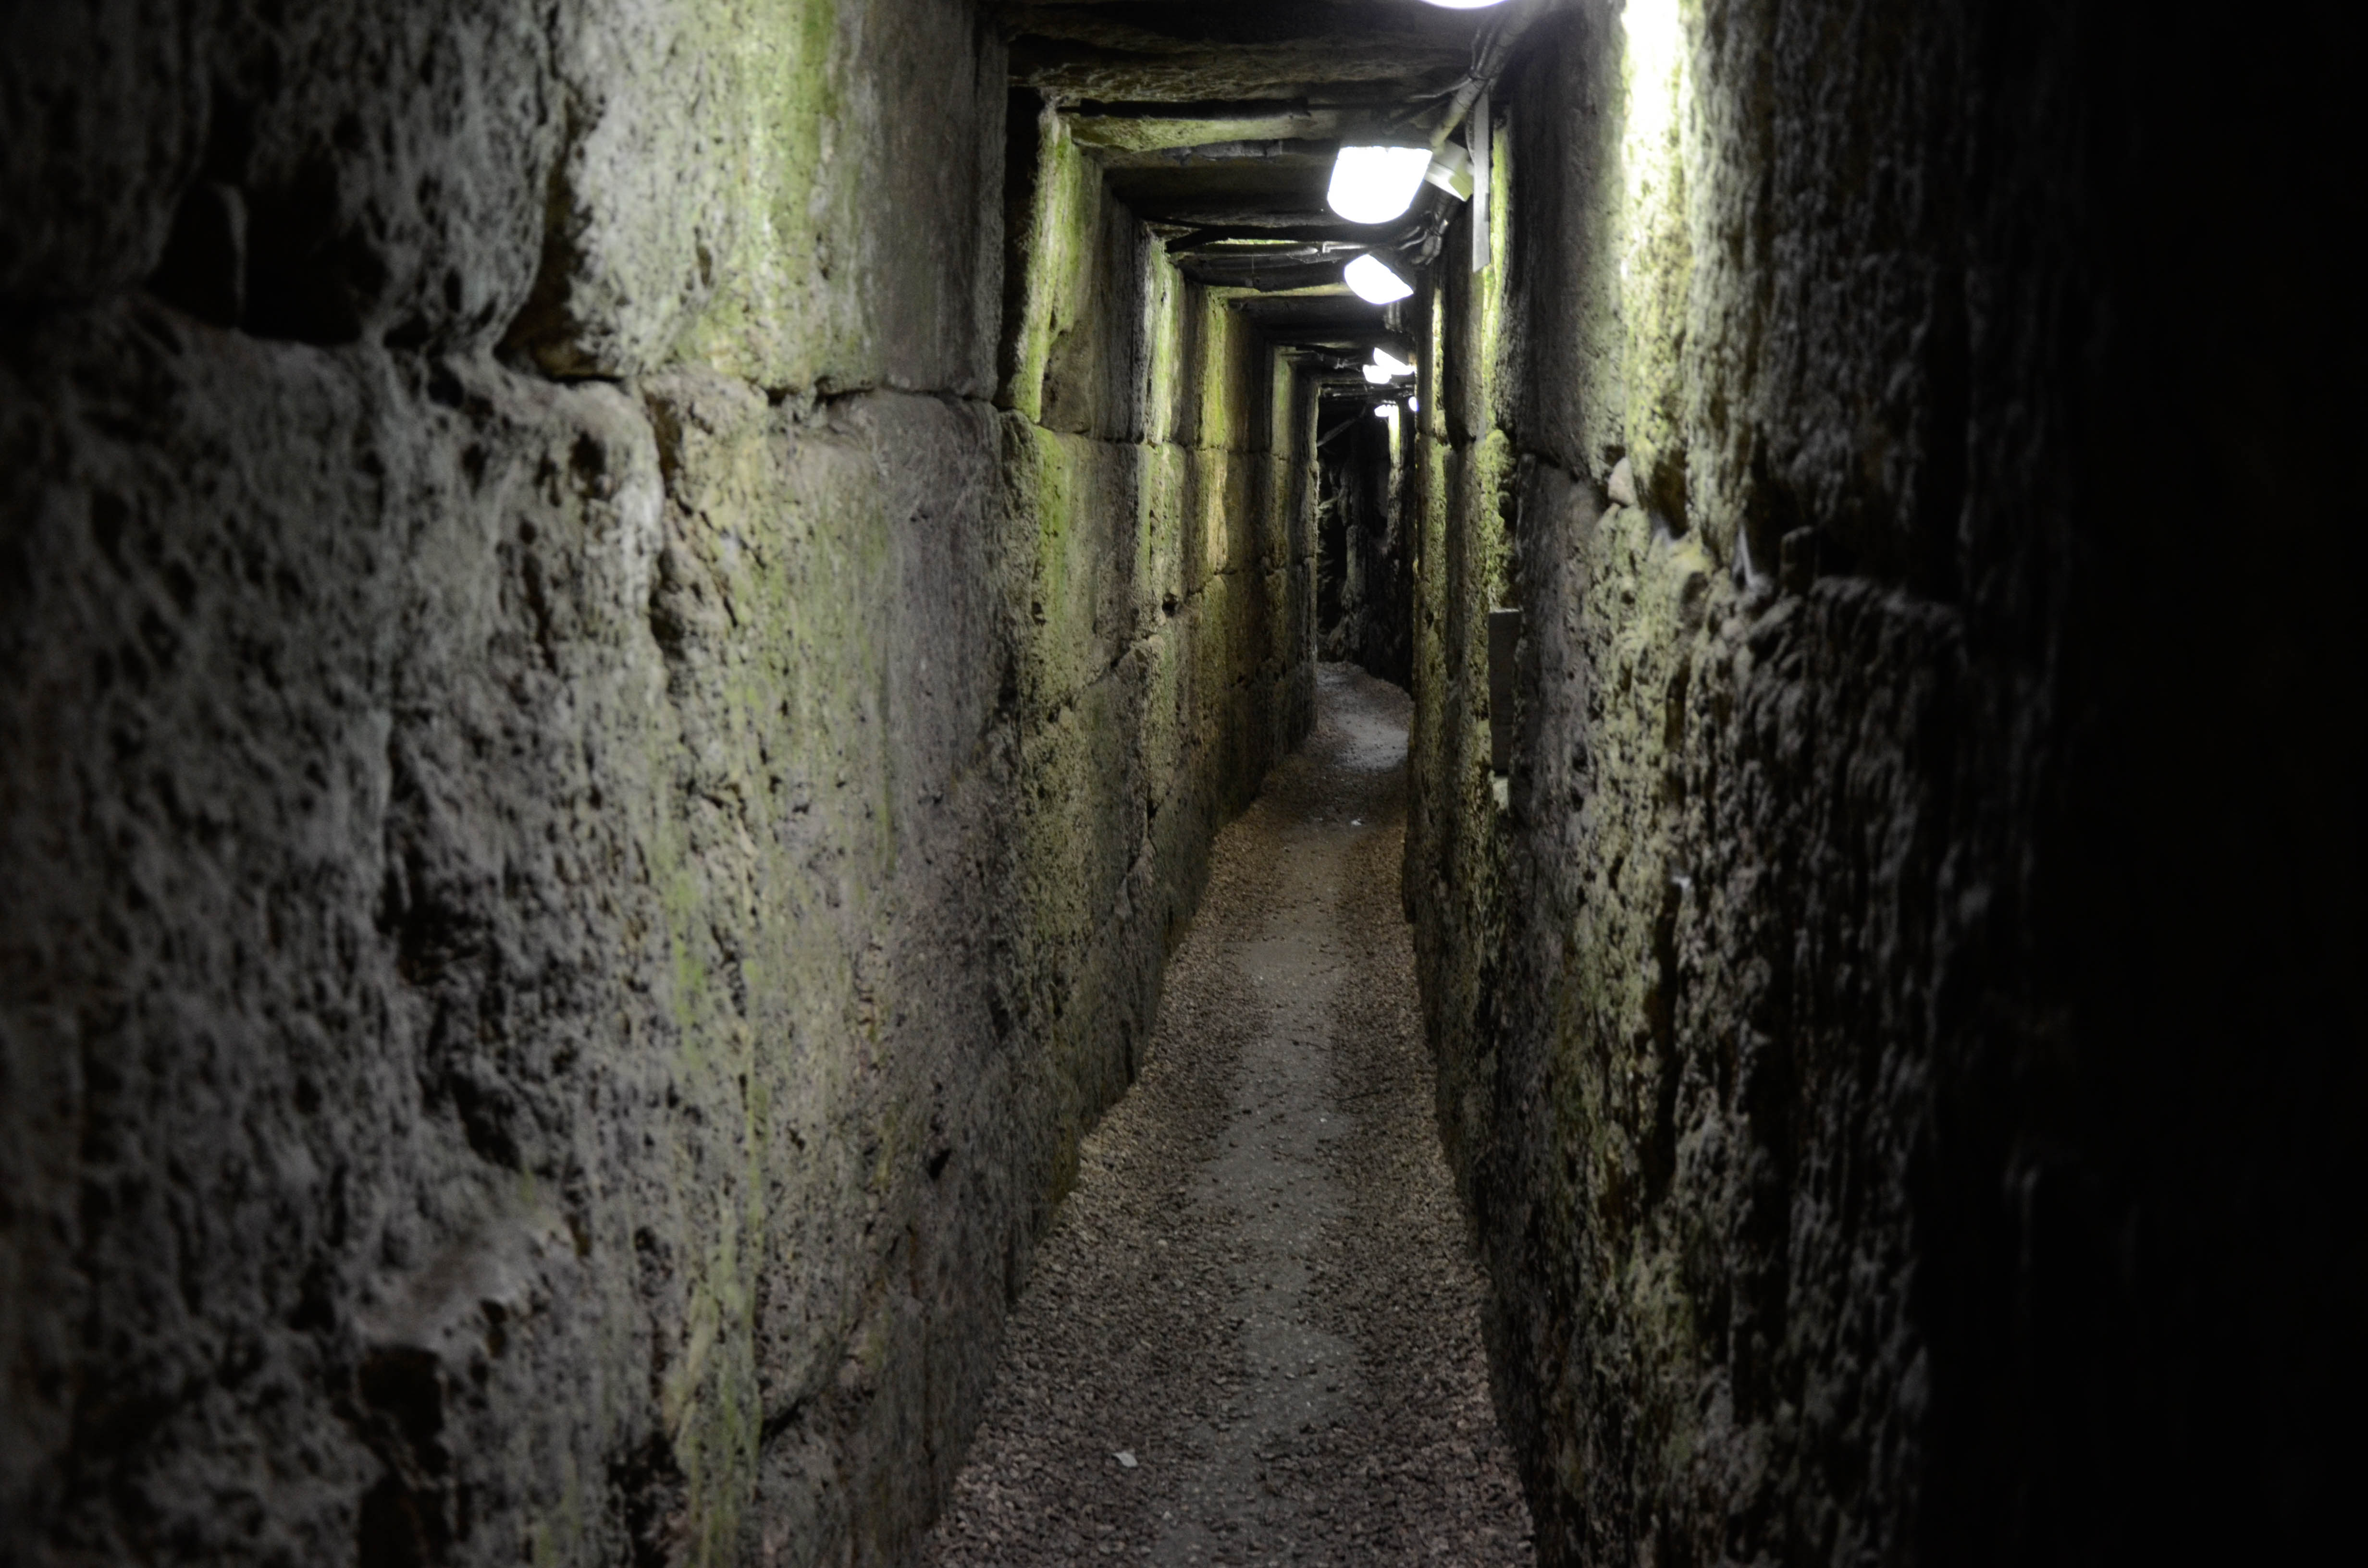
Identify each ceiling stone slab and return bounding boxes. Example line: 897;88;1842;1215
1072;118;1357;156
997;1;1482;103
1012;47;1468;104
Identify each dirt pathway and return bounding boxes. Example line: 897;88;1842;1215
921;665;1535;1567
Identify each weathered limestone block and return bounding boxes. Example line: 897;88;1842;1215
5;0;562;337
197;1;559;345
511;0;1004;393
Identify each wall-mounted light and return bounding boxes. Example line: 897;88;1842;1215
1424;143;1474;201
1362;363;1394;384
1344;253;1414;304
1372;347;1416;378
1374;404;1398;420
1327;146;1434;225
1408;396;1421;413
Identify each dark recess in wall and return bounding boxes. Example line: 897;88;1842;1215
1316;395;1411;687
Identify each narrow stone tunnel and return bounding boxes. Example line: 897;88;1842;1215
0;3;2351;1567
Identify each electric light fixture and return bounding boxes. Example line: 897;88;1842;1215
1326;146;1434;225
1371;347;1416;378
1362;364;1394;385
1343;253;1414;304
1424;143;1475;201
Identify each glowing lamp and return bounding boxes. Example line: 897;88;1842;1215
1327;146;1434;225
1362;364;1393;385
1372;347;1416;378
1344;253;1414;305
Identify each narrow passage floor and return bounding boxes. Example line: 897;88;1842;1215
924;665;1535;1567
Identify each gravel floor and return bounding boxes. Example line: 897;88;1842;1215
921;665;1535;1568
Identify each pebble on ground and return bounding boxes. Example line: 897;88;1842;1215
922;665;1537;1568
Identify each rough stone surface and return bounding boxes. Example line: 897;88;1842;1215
0;5;1316;1565
1400;2;2353;1565
508;0;1005;389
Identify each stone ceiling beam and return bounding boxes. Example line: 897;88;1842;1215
996;1;1481;104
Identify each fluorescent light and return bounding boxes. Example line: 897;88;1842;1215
1327;146;1434;225
1362;363;1393;384
1374;404;1397;420
1344;253;1414;304
1372;347;1416;378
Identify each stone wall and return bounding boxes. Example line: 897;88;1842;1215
0;5;1312;1565
1406;1;2351;1564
